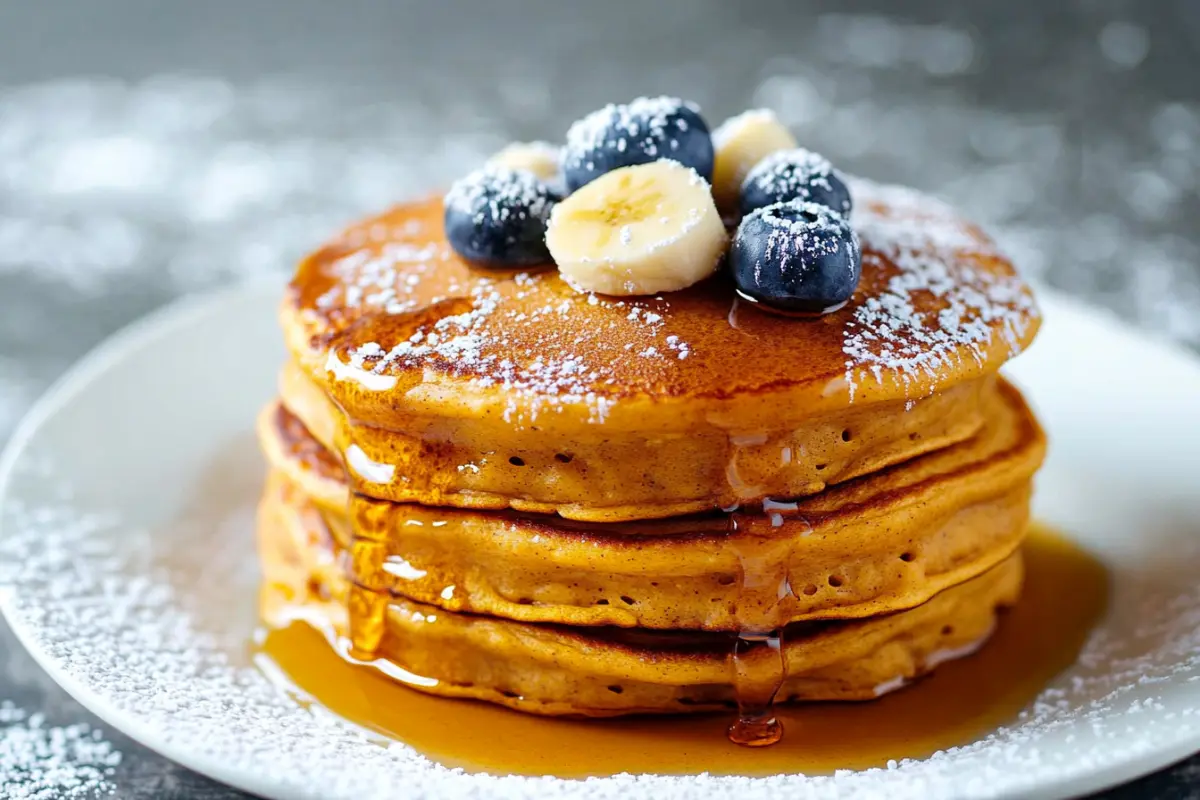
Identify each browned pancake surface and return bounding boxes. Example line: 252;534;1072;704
284;178;1040;430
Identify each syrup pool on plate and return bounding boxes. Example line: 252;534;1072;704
254;525;1108;778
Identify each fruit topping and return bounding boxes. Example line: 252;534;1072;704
546;160;727;296
562;96;714;192
730;200;862;314
488;141;562;184
710;109;797;214
739;148;852;219
443;166;559;267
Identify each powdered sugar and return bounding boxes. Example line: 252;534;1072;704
444;166;555;226
353;281;499;371
333;269;688;423
734;201;861;282
842;178;1038;399
565;96;698;160
741;149;852;215
562;96;706;188
0;703;120;799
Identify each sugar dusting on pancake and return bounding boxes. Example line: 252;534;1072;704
843;178;1039;399
294;179;1038;423
311;229;686;421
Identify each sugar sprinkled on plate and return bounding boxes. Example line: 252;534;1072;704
0;702;120;799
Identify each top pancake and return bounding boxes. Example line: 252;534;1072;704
283;177;1040;433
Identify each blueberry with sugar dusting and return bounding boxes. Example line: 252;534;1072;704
562;96;714;192
444;166;559;267
731;200;862;315
739;148;852;219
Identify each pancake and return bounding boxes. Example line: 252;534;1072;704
280;358;995;523
281;178;1039;521
259;471;1023;717
257;378;1043;631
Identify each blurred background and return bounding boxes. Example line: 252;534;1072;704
1;0;1198;796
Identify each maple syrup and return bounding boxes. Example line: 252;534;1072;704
725;510;797;746
256;525;1107;777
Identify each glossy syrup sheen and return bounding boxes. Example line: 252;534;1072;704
256;525;1108;777
285;187;1040;411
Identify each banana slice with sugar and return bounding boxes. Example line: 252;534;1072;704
546;160;728;296
711;109;797;212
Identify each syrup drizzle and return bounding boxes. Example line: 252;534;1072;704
726;509;797;746
727;631;785;746
256;526;1109;777
346;485;390;659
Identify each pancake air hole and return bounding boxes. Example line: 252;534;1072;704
717;575;736;586
802;583;818;596
554;453;573;463
900;552;916;562
620;595;636;605
607;685;624;694
509;456;525;466
841;429;852;442
942;625;954;636
596;599;609;606
827;575;844;588
816;464;827;471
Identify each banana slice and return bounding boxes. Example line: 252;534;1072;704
488;141;562;183
711;109;797;212
546;160;727;296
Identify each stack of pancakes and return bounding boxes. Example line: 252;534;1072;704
257;177;1044;719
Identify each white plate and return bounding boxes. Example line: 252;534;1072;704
1;284;1198;800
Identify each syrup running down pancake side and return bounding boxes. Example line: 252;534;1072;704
255;526;1108;776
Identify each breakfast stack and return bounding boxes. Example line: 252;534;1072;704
256;97;1044;745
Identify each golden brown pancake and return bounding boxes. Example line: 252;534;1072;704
259;471;1023;717
280;178;1040;521
256;378;1043;631
279;358;996;523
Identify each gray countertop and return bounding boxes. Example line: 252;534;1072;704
1;0;1198;796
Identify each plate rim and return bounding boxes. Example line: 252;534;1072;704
1;282;1198;800
0;281;304;800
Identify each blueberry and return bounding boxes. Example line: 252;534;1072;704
443;166;559;267
739;149;852;219
730;201;862;315
562;96;714;192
